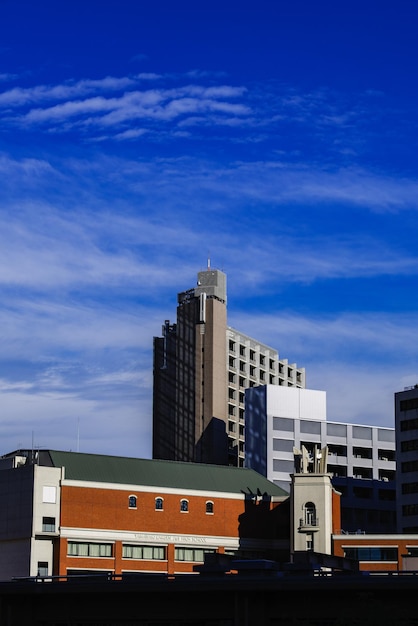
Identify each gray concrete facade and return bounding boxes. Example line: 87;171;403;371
245;386;396;533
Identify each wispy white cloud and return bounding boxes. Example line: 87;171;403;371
230;309;418;428
1;152;417;306
0;70;415;461
113;128;148;140
20;87;249;129
0;72;400;163
0;387;151;457
0;76;250;139
0;76;138;107
231;311;418;361
0;73;18;82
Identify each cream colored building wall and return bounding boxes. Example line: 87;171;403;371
194;295;227;445
31;465;62;576
227;330;306;466
291;473;334;555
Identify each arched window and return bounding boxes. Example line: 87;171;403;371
205;501;214;514
180;499;189;512
155;497;164;511
128;495;137;509
304;501;316;526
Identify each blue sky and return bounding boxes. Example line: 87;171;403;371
0;0;418;457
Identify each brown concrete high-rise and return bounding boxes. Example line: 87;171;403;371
153;266;229;464
153;266;305;466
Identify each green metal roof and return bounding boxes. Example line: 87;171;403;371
47;451;288;497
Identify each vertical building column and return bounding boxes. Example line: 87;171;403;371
114;540;123;575
167;543;175;576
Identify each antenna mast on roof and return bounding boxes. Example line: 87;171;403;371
207;255;211;270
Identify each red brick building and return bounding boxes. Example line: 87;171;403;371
0;450;289;579
332;534;418;571
2;449;418;580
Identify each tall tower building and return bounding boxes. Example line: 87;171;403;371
153;266;305;466
395;385;418;533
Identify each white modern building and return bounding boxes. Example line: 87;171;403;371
245;385;397;533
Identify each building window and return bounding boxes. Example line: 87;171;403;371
353;467;373;480
400;398;418;411
378;449;395;461
128;495;137;509
67;542;113;557
378;489;396;501
401;439;418;452
42;486;56;503
402;460;418;473
353;487;372;499
352;426;372;440
353;446;372;459
328;444;347;457
273;416;294;432
37;562;48;577
155;497;164;510
180;499;189;512
239;345;246;357
42;517;56;532
328;464;348;477
175;547;215;562
400;417;418;431
343;547;398;561
303;502;317;526
229;340;235;352
122;545;166;560
402;482;418;495
206;501;214;514
327;422;347;437
403;503;418;517
259;354;265;366
379;469;395;482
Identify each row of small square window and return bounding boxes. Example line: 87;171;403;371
128;496;214;514
228;341;274;365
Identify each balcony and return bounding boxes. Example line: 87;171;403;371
298;517;320;532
